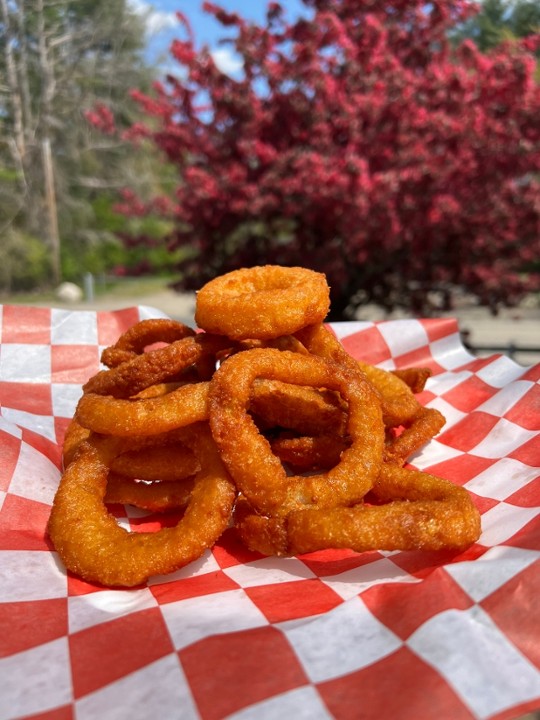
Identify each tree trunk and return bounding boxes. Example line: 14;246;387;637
36;0;61;286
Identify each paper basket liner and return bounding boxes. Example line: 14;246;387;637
0;305;539;720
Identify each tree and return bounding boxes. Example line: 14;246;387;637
451;0;540;53
110;0;540;318
0;0;158;291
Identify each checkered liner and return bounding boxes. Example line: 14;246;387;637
1;305;539;720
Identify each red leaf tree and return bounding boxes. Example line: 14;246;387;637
114;0;540;318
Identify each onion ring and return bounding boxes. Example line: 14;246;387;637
84;334;231;398
236;464;481;556
209;348;384;515
384;406;446;465
270;433;350;471
104;474;195;512
391;367;431;394
62;418;91;467
75;381;209;437
101;319;196;368
250;379;347;436
47;423;236;587
195;266;330;340
110;445;200;481
296;323;425;427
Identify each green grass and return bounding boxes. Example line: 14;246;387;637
0;274;178;306
92;274;177;298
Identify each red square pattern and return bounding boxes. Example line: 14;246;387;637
0;494;52;551
0;598;68;657
339;326;393;365
14;706;74;720
521;364;540;382
463;354;507;374
389;543;488;579
67;574;109;597
421;317;460;343
505;475;540;507
21;426;62;468
481;558;540;670
54;416;74;450
0;381;52;416
426;452;495;487
2;306;51;344
212;527;263;569
395;346;446;375
51;345;100;384
318;645;475;720
509;435;540;466
300;548;385;577
504;512;540;552
151;569;240;604
69;608;175;699
442;375;499;413
504;383;540;431
96;307;141;347
437;411;501;452
0;430;21;492
179;625;309;720
244;578;343;623
362;569;474;640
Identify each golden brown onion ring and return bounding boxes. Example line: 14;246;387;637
384;406;446;466
75;381;209;437
391;367;431;394
84;334;231;399
104;473;195;512
195;266;330;340
47;423;236;587
295;324;425;428
236;464;481;556
209;348;384;516
270;433;350;472
101;319;196;368
250;379;347;436
110;445;200;481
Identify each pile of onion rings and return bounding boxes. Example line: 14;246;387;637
48;265;481;587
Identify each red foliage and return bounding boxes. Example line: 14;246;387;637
104;0;540;317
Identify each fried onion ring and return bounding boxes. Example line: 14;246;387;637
49;265;480;586
110;445;200;481
384;406;446;466
48;423;236;587
250;379;347;436
104;474;195;512
195;266;330;340
391;367;431;394
270;433;350;471
236;464;481;556
101;319;196;368
75;381;209;437
84;334;231;398
209;348;384;515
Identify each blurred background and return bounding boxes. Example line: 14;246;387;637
1;0;539;361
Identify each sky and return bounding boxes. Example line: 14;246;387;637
129;0;310;73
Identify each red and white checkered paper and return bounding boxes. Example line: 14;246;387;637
1;304;539;720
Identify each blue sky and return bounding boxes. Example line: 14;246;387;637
130;0;309;71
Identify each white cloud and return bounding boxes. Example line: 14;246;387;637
210;47;244;77
128;0;178;36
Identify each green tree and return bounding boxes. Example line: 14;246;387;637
0;0;160;293
451;0;540;51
